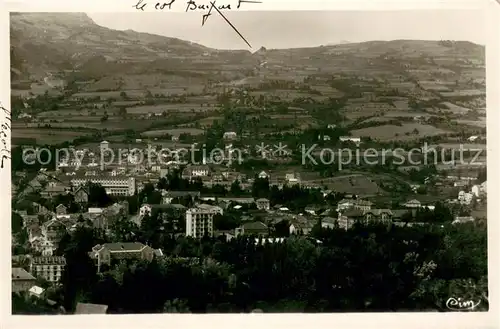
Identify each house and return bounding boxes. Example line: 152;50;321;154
289;219;315;235
258;171;269;179
304;205;322;216
321;216;337;229
89;242;156;272
12;268;37;293
30;237;55;256
453;216;475;224
41;184;67;198
467;135;479;142
74;186;89;203
339;136;361;146
55;204;67;216
100;140;110;149
75;303;109;314
458;191;473;205
182;165;210;179
223;131;237;140
30;256;66;283
41;219;67;246
256;198;270;211
29;285;46;299
403;199;422;209
237;221;269;237
363;209;393;223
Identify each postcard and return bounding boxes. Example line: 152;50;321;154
1;0;498;329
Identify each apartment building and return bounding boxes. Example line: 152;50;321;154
30;256;66;283
71;176;136;196
185;204;223;238
12;267;37;293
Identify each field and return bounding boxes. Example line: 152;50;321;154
441;102;471;114
454;118;486;128
318;174;382;196
351;123;449;141
12;128;91;145
126;104;215;114
141;128;205;137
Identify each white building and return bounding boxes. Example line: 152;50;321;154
458;191;473;205
223;131;237;140
71;176;136;196
185;204;223;238
30;256;66;283
339;136;361;146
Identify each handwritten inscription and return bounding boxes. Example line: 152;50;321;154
446;297;481;311
0;103;11;169
132;0;261;48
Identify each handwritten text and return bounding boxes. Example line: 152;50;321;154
0;103;11;169
446;297;481;311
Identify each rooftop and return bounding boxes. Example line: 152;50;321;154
12;267;36;281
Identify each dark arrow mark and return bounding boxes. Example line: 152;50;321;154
207;1;252;48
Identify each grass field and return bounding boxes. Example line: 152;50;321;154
351;123;449;141
142;128;205;137
13;128;91;145
126;104;214;114
441;102;471;114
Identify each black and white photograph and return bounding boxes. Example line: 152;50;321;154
4;1;497;321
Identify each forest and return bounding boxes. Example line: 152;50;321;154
13;220;488;314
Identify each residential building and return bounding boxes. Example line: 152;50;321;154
74;186;89;203
29;285;45;299
321;216;337;229
55;204;67;216
223;131;237;140
403;199;422;209
453;216;475;224
182;165;210;179
12;267;37;293
30;256;66;283
237;221;269;237
89;242;156;272
30;237;55;256
185;204;223;238
339;136;361;146
458;191;473;205
258;171;269;179
256;198;270;211
71;176;136;196
41;219;67;246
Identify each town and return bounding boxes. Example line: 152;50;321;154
10;12;488;314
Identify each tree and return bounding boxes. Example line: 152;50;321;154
230;180;243;196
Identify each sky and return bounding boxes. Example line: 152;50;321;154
88;10;486;50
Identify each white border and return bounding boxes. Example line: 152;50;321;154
1;1;498;329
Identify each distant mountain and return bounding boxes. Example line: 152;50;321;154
10;13;485;82
10;13;223;78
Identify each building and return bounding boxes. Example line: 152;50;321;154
339;136;361;146
12;268;37;293
185;204;223;238
403;199;422;209
55;204;67;216
29;285;45;299
74;186;89;203
256;198;270;211
223;131;237;140
339;208;393;224
258;171;269;179
162;190;201;204
458;191;473;205
71;176;136;196
75;303;109;314
181;165;210;179
453;216;475;224
30;256;66;283
237;221;269;236
41;219;67;246
89;242;156;272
